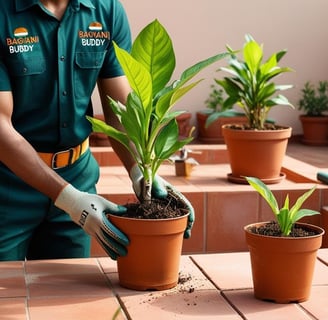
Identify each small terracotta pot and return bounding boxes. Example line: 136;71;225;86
108;213;189;291
222;125;292;184
196;112;246;144
245;222;324;303
299;115;328;146
176;113;193;138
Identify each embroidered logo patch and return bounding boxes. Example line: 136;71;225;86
6;26;39;54
78;21;110;47
14;27;29;37
89;22;103;31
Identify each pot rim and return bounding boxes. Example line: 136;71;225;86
244;221;325;239
222;124;292;132
107;211;190;222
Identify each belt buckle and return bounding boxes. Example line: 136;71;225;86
51;148;74;169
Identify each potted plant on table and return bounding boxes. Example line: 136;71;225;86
298;81;328;146
215;34;294;184
88;19;227;290
244;176;324;303
196;83;246;143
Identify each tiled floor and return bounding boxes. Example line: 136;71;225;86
1;249;328;319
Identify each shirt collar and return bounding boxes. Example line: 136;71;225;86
15;0;95;12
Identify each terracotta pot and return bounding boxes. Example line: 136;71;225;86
196;112;247;144
299;115;328;146
222;125;292;184
108;213;189;290
176;112;192;138
245;222;324;303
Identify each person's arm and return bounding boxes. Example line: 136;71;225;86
97;76;136;173
0;90;129;259
0;90;67;200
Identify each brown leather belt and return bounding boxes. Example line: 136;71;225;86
38;139;89;169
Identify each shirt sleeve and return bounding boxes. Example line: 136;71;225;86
99;0;132;78
0;57;12;91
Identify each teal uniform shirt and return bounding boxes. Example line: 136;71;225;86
0;0;132;260
0;0;131;152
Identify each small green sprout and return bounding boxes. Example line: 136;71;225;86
246;176;320;236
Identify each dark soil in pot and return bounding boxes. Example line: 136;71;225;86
110;190;189;219
248;221;319;237
227;123;282;130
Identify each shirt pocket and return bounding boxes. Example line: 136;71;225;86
75;51;106;69
74;51;106;98
8;55;46;77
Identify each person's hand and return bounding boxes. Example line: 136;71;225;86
130;165;194;238
55;184;129;260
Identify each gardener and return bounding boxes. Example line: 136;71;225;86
0;0;194;261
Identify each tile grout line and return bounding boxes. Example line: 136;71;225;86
188;255;247;320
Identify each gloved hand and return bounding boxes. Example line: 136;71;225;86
317;172;328;184
55;184;129;260
130;165;194;238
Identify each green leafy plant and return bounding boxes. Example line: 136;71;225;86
246;176;320;236
204;84;225;112
213;34;294;130
87;19;227;201
204;83;243;128
298;81;328;116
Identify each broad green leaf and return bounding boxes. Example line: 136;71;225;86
243;40;262;74
131;19;175;96
114;43;152;109
180;52;229;85
292;209;320;224
86;116;130;150
246;177;279;215
289;186;317;220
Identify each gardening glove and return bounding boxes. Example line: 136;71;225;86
317;172;328;184
55;184;129;260
130;165;195;238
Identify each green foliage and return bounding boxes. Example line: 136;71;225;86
204;83;243;128
205;84;225;112
298;81;328;116
216;34;294;130
87;19;227;201
246;177;319;236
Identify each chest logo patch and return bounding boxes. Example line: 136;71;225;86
6;27;39;54
78;21;110;47
89;22;103;31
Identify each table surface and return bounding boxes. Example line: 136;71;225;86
1;249;328;320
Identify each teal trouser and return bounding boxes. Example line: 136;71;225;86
0;149;100;261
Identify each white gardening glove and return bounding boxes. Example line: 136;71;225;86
55;184;129;260
130;165;194;238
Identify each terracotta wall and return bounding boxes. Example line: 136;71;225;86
92;0;328;136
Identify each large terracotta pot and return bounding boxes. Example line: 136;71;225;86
245;222;324;303
108;213;189;291
222;125;292;184
299;115;328;146
196;112;247;144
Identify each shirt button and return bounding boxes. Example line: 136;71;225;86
60;55;66;61
62;91;67;96
22;67;28;73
